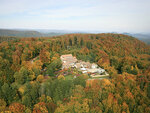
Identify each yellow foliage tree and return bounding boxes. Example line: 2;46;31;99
39;95;52;103
0;99;7;112
36;75;44;83
58;75;65;80
18;85;25;95
33;60;43;70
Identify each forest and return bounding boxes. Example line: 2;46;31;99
0;33;150;113
0;29;64;38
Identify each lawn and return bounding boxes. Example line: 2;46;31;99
88;76;110;80
65;75;74;80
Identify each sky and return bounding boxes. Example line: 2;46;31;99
0;0;150;33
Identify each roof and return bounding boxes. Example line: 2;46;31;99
75;63;81;68
87;68;98;73
78;61;92;68
61;54;73;58
61;54;77;69
61;54;77;62
92;63;98;66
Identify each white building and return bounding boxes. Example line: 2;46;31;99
60;54;77;69
91;63;98;69
60;54;107;76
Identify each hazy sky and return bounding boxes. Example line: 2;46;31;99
0;0;150;33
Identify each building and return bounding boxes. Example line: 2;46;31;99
75;63;82;69
60;54;108;76
60;54;77;69
87;68;105;74
91;63;98;69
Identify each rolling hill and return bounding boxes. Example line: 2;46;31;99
0;29;65;37
123;33;150;45
0;29;150;45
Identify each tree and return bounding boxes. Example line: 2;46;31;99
0;99;7;112
147;82;150;98
0;56;14;84
86;42;92;49
69;39;72;46
80;38;84;47
1;83;16;105
73;75;88;87
22;95;32;108
122;102;130;113
58;75;65;80
14;67;35;84
39;95;52;103
23;82;40;107
9;102;25;113
46;58;62;76
96;36;99;39
33;102;48;113
36;75;44;83
39;48;51;64
74;36;78;46
33;60;43;70
110;56;120;70
46;102;57;113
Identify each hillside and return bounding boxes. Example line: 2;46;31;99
0;29;64;37
0;29;43;37
0;33;150;112
1;29;150;45
0;36;19;42
123;33;150;44
133;34;150;45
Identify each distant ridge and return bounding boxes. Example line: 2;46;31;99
0;29;150;44
0;29;65;37
123;32;150;45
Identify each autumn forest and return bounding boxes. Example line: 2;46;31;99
0;33;150;113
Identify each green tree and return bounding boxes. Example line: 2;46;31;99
86;42;92;49
46;58;62;76
1;83;16;105
96;36;99;39
73;75;88;87
147;82;150;98
14;67;35;84
22;95;32;108
80;38;84;47
69;39;72;46
74;36;78;46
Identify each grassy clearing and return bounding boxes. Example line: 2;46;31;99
88;76;110;80
65;75;74;80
